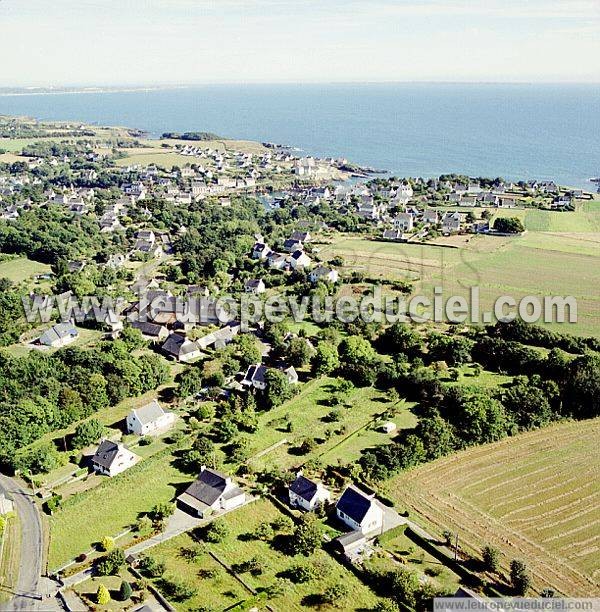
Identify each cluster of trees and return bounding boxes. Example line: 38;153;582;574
0;337;169;473
492;216;525;234
357;322;600;481
488;320;600;354
0;207;109;264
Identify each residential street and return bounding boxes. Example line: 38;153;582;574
0;473;43;611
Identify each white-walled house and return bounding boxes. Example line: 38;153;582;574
336;485;384;535
290;250;311;270
289;472;331;511
309;266;339;284
177;466;246;517
126;400;176;436
91;440;138;477
38;323;79;348
393;213;414;232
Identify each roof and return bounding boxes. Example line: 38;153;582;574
181;468;230;506
39;322;78;345
92;440;121;469
335;530;367;551
131;400;165;425
337;486;374;524
131;321;165;337
162;333;187;356
243;364;267;385
289;474;318;502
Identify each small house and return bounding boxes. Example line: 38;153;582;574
289;471;331;511
38;323;79;348
162;334;203;363
290;250;311;270
244;279;266;295
126;400;176;436
336;485;384;535
177;466;245;518
92;440;138;477
309;266;339;284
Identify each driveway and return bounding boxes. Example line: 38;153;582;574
62;497;257;588
0;473;43;611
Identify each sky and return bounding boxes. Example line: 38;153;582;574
0;0;599;86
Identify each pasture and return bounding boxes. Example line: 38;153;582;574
319;204;600;336
0;257;51;284
148;498;381;611
385;418;600;596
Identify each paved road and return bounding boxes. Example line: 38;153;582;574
0;473;43;611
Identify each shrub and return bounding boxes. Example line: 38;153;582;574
100;536;114;552
205;519;229;543
97;584;111;605
119;580;133;601
138;555;166;578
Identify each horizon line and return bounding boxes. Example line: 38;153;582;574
1;79;600;92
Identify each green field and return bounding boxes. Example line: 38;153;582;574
385;418;600;596
319;204;600;336
0;513;20;604
149;498;381;611
48;448;189;569
245;377;417;472
0;257;51;283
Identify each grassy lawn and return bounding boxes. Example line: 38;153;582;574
0;513;20;604
71;566;141;610
0;257;51;284
320;223;600;336
384;418;600;596
149;498;381;611
367;527;462;594
245;377;416;472
48;447;189;570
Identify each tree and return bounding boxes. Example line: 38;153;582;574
71;419;104;450
427;333;473;366
234;334;262;368
379;323;423;358
390;568;420;609
321;583;349;606
119;580;133;601
161;576;198;601
253;522;274;541
312;341;339;375
135;515;153;535
96;548;126;576
482;545;500;573
415;413;455;460
493;217;525;234
510;559;531;595
286;562;316;583
97;584;111;605
175;367;204;398
286;337;314;367
290;514;323;556
138;555;165;578
205;519;229;543
100;535;115;551
262;369;293;409
150;501;175;522
338;336;381;386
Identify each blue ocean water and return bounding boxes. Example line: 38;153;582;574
1;83;598;189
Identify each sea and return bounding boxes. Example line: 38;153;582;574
1;83;599;189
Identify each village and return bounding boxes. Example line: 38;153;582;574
0;116;599;611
